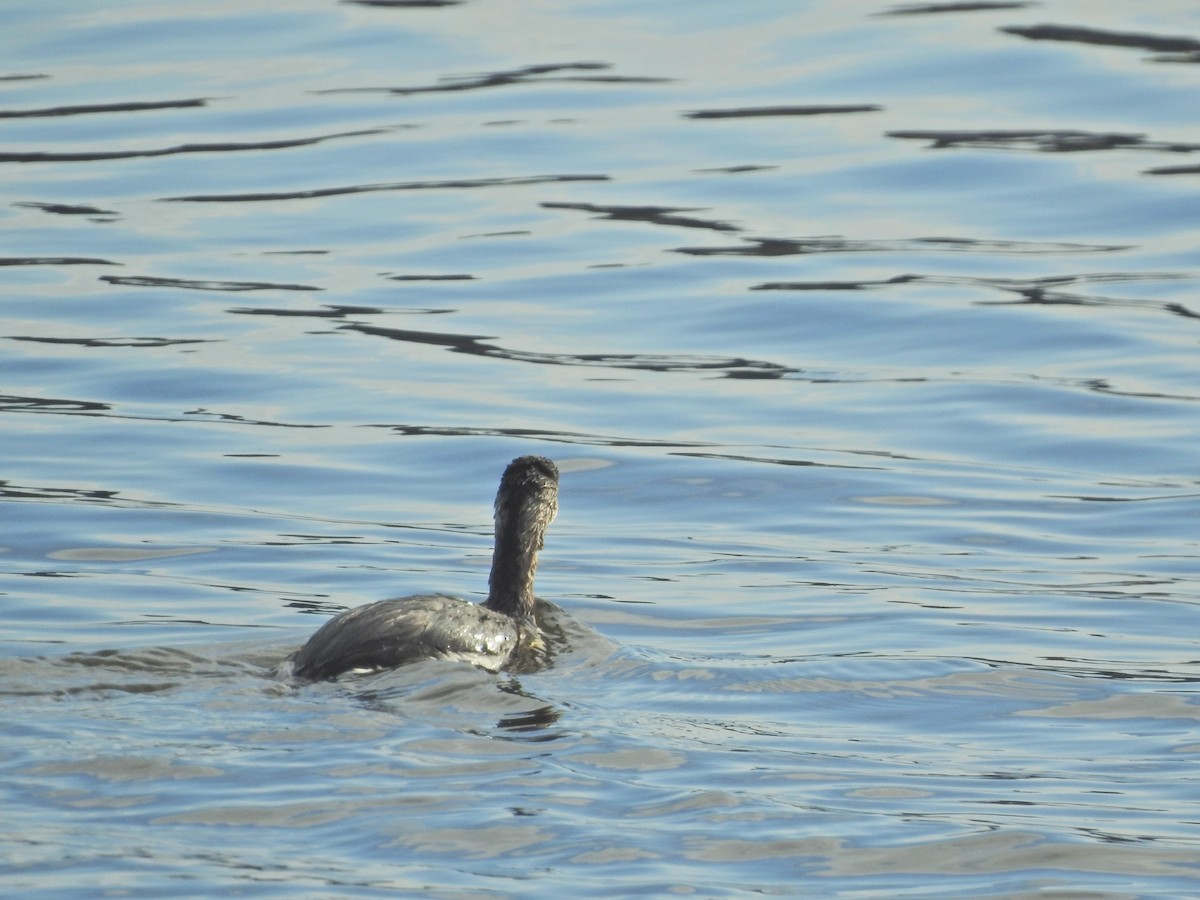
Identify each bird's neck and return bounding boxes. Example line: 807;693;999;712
483;513;542;621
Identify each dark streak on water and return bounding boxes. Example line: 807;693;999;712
161;173;610;202
0;97;210;119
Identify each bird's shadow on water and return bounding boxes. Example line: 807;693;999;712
344;664;567;737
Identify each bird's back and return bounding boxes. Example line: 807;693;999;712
292;594;524;680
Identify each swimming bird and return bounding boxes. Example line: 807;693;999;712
292;455;559;680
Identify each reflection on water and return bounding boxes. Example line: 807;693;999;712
0;127;384;164
161;172;610;203
2;0;1200;895
344;321;796;377
674;235;1130;256
0;96;209;119
320;60;674;95
683;104;883;118
1001;22;1200;58
890;128;1200;154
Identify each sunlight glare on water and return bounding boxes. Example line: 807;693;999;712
3;0;1200;896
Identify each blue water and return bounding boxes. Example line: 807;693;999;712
4;0;1200;896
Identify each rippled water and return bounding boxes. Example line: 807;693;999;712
4;0;1200;896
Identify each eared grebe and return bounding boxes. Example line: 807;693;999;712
292;455;559;680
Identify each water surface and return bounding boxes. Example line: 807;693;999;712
3;0;1200;896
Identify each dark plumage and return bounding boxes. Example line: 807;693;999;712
292;456;559;680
